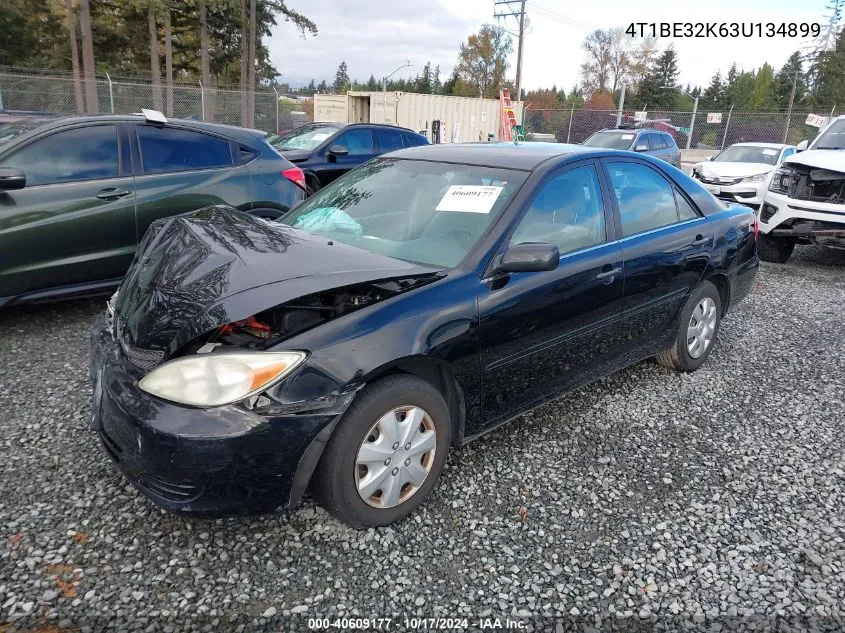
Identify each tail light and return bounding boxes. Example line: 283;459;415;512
753;217;759;240
281;166;306;190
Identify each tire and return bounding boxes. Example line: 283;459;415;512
311;374;451;528
757;233;794;263
656;281;722;372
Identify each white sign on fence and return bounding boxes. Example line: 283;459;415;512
634;111;648;122
805;113;829;128
706;112;722;124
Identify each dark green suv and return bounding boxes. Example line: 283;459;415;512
0;113;306;307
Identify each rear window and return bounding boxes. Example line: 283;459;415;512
663;134;677;148
584;131;636;150
137;125;232;174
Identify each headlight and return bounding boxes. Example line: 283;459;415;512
768;168;794;194
743;172;768;183
138;351;306;407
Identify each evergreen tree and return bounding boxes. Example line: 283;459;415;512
808;27;845;106
365;74;379;91
750;63;776;109
432;65;442;93
317;79;327;93
333;60;350;93
702;71;725;109
774;52;806;109
634;46;679;109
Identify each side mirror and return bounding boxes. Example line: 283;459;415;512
796;140;809;152
705;156;713;161
328;144;349;156
0;167;25;191
495;242;559;274
634;144;648;152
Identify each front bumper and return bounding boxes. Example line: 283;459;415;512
89;313;342;516
694;176;767;209
758;191;845;241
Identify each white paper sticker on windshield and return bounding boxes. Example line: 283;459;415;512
621;134;635;139
436;185;503;213
311;132;331;141
762;149;778;155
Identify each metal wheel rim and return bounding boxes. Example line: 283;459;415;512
687;297;717;359
355;405;437;509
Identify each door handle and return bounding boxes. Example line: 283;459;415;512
96;188;132;200
691;234;710;246
596;266;622;280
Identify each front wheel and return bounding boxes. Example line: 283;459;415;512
757;233;794;263
656;281;722;372
311;375;451;528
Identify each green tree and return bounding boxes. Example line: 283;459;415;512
774;52;806;109
702;71;724;109
634;47;679;110
808;27;845;106
453;25;513;98
750;62;776;109
333;60;350;93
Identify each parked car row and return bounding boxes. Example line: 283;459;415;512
2;109;762;528
0;112;427;307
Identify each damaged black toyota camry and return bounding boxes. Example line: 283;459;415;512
90;143;759;528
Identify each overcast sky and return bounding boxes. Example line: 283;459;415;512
269;0;831;92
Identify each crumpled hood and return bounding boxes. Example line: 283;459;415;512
695;161;774;179
783;149;845;173
115;205;437;356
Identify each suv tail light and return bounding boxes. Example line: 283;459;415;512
281;166;306;190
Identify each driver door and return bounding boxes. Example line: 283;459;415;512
318;128;377;186
477;160;624;426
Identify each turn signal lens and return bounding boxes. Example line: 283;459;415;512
138;351;306;407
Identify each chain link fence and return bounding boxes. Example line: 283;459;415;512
523;107;837;149
0;69;312;132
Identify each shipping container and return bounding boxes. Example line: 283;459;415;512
313;91;523;143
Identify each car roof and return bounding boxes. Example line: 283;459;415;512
307;121;420;134
8;113;268;144
387;142;593;170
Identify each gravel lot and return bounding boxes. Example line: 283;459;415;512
1;247;844;632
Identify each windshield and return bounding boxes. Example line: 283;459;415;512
713;145;780;165
583;131;636;150
271;124;341;150
812;118;845;150
280;158;528;267
0;120;43;147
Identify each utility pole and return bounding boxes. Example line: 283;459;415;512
494;0;527;101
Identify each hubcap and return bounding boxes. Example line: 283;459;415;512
355;405;437;509
687;297;717;359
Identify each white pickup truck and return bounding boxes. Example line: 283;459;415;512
757;115;845;263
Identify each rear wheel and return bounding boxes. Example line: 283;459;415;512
656;281;721;372
312;375;450;528
757;233;794;263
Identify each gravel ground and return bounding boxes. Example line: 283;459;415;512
1;246;844;632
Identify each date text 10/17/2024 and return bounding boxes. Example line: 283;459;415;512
307;617;527;630
625;22;821;39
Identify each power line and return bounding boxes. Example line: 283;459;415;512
494;0;527;99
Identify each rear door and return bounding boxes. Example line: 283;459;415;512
131;124;250;240
0;122;136;298
602;158;712;352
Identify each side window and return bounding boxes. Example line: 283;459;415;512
664;134;677;149
781;147;795;161
137;125;232;174
675;189;699;221
4;125;119;186
403;133;424;147
510;164;606;256
607;161;681;235
375;130;404;153
336;129;374;155
650;134;666;150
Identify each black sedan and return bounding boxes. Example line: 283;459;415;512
269;122;428;194
90;143;759;528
